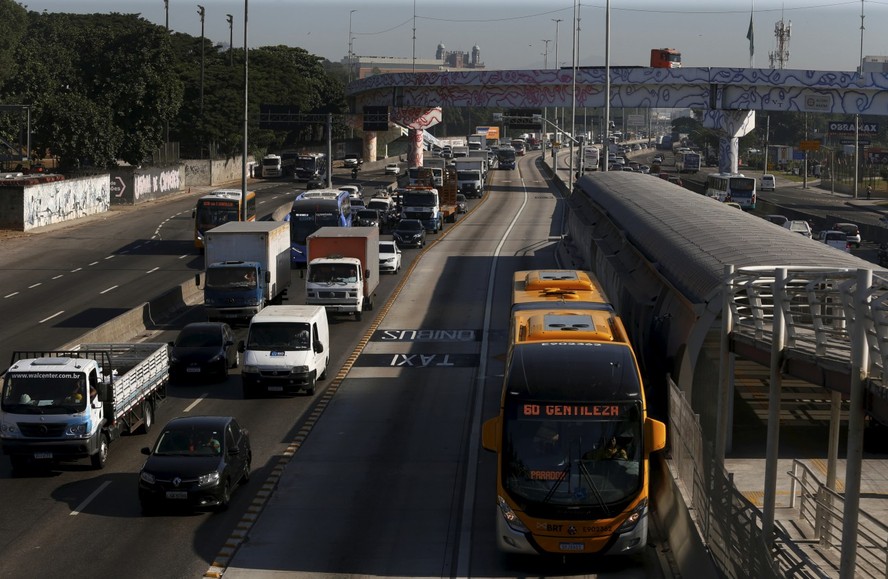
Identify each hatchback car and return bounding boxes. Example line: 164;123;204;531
831;222;861;247
305;177;324;191
456;193;468;214
784;220;813;239
169;322;238;383
378;240;402;274
354;209;381;228
816;230;851;252
392;219;426;248
138;415;251;514
384;163;400;175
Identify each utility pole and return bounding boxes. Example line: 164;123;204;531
164;0;170;145
552;18;562;146
198;4;205;116
348;9;357;83
227;14;233;66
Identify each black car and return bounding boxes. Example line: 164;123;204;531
169;322;238;383
138;415;251;513
392;219;426;248
305;177;325;190
354;208;381;228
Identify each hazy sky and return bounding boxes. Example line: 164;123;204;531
20;1;888;72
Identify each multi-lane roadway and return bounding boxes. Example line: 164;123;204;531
0;153;670;578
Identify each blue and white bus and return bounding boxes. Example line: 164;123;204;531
705;172;757;210
288;189;352;266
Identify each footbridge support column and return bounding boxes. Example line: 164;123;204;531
702;110;755;175
363;132;378;163
392;107;442;168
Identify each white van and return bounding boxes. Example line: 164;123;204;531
239;305;329;397
760;174;776;191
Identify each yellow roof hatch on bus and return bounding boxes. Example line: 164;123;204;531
514;311;620;343
512;270;610;307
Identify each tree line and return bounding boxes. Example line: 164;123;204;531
0;1;349;172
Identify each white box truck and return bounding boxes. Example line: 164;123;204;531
239;305;330;397
1;343;169;470
306;227;379;321
200;221;291;322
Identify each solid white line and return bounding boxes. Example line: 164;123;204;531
99;286;118;294
146;267;160;274
4;292;19;298
70;480;112;516
456;165;530;578
183;394;208;413
39;311;64;323
28;283;41;289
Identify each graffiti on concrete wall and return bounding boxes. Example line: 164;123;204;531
23;176;108;231
133;167;182;200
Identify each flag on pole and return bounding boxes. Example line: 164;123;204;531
746;12;755;60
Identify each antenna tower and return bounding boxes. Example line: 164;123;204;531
769;17;791;69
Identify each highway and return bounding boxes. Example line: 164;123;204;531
0;153;669;577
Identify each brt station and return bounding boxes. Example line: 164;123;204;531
345;68;888;577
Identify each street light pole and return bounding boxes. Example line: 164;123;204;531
348;9;357;83
226;14;233;66
241;0;249;216
197;4;205;117
552;18;562;147
164;0;169;31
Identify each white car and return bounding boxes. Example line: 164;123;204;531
384;163;400;175
784;220;812;239
816;230;851;252
378;240;402;274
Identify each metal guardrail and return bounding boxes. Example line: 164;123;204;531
669;379;832;578
727;266;888;401
788;460;888;579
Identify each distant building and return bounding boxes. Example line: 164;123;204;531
345;41;485;80
862;56;888;73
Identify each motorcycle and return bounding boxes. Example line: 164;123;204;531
351;167;359;180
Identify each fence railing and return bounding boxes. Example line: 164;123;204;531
788;460;888;579
668;378;832;578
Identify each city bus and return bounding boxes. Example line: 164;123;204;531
293;153;328;182
675;150;701;173
576;146;601;172
650;48;681;68
481;269;666;556
511;269;611;312
705;172;757;209
288;189;352;266
193;189;257;251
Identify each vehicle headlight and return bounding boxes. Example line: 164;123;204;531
66;423;88;436
616;498;647;533
0;422;19;436
292;365;308;373
497;495;529;533
242;365;259;374
198;471;220;487
246;296;259;306
140;470;156;484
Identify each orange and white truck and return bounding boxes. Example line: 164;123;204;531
305;227;379;321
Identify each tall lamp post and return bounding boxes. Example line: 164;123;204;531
226;14;233;66
348;9;357;83
197;4;205;116
241;0;249;216
552;18;562;143
164;1;170;144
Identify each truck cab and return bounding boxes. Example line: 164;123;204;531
202;260;266;321
400;187;442;232
457;169;483;198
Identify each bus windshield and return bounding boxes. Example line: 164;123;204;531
195;201;239;232
290;212;340;245
502;401;643;508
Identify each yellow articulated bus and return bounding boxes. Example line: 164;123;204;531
511;269;612;312
193;189;257;251
482;270;666;556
